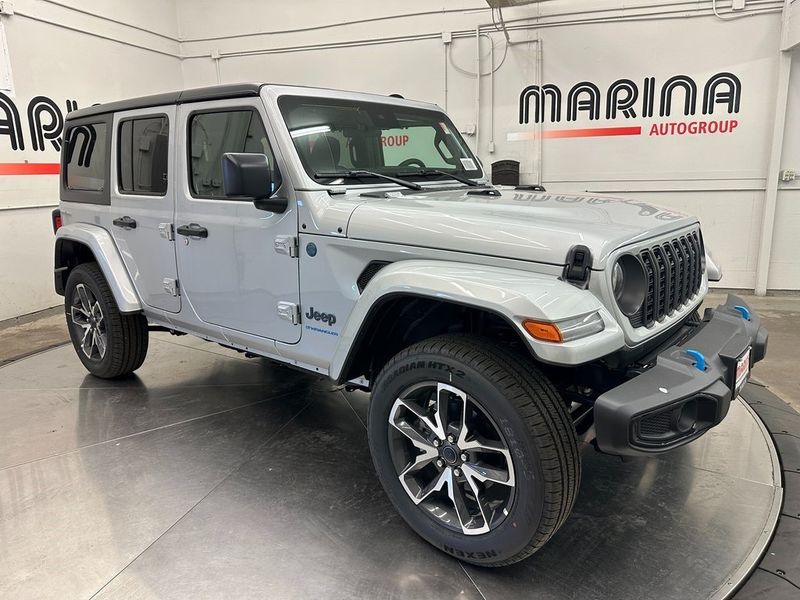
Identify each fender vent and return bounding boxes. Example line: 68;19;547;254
357;261;391;293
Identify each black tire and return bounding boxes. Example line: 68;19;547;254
368;334;580;567
64;262;149;378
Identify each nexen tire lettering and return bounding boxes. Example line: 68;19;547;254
442;546;498;560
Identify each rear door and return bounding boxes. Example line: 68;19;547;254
173;99;300;343
109;106;180;312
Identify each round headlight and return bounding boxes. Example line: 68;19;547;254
612;262;624;300
613;254;647;317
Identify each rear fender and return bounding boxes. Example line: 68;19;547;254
55;223;142;313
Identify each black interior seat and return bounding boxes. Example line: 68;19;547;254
304;134;343;173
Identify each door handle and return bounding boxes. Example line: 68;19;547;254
112;216;137;229
176;223;208;239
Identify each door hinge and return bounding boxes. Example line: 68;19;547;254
276;301;300;325
163;278;179;297
159;223;174;241
274;235;298;258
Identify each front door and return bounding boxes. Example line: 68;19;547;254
109;106;180;313
174;99;300;343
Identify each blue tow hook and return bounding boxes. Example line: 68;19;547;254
733;305;751;320
686;349;707;371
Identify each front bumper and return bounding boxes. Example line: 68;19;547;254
594;295;768;456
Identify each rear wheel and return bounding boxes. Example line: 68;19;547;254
368;335;580;566
64;263;148;378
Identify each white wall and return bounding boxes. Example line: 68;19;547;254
768;45;800;290
176;0;798;291
0;0;181;321
1;0;798;321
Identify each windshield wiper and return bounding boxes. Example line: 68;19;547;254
395;169;479;187
314;170;422;191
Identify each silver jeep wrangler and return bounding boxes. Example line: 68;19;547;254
52;83;768;566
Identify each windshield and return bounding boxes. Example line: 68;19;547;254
278;95;482;184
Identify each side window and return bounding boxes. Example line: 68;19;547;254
118;116;169;195
65;123;107;191
189;110;281;199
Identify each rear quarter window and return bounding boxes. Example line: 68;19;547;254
64;123;108;191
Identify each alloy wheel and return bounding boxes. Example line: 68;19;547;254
70;283;107;360
388;382;516;535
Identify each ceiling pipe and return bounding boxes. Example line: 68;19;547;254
196;3;782;61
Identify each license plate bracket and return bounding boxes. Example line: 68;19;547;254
733;347;751;396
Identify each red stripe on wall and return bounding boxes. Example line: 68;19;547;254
0;163;61;175
507;126;643;141
543;126;642;139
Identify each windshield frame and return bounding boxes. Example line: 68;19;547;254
276;94;485;187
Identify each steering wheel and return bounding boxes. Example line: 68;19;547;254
398;158;426;169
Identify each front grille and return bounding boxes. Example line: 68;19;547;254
629;230;704;328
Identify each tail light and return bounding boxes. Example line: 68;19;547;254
52;208;62;234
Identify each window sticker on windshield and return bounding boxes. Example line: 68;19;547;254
460;158;477;171
438;122;451;135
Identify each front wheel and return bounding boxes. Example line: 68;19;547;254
64;262;149;378
368;335;580;566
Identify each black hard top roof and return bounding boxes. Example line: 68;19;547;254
66;83;264;120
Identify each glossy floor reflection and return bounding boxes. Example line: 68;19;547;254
0;335;781;599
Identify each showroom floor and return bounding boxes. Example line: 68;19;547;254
0;335;784;599
0;293;797;599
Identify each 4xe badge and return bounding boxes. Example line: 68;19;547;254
305;307;336;327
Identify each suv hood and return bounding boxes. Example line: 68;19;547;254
345;187;698;268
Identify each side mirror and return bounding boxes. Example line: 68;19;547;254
222;152;287;213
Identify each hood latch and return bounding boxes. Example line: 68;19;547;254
563;245;592;289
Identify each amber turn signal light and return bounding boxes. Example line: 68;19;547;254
522;320;563;343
